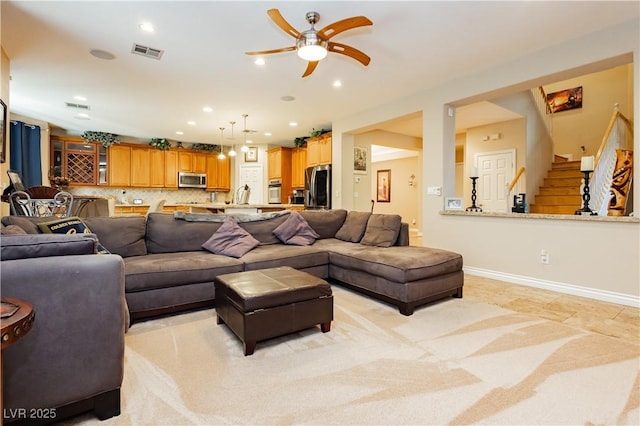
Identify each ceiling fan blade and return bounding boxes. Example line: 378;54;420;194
328;42;371;66
301;61;319;78
267;9;301;39
318;16;372;40
245;46;296;56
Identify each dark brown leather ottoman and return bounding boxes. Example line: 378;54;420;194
214;266;333;356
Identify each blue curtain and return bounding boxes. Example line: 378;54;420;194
10;120;42;188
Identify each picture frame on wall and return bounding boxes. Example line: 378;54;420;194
0;99;6;163
444;197;464;211
353;146;367;174
244;146;258;162
376;169;391;202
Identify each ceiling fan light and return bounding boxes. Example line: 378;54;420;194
296;34;327;61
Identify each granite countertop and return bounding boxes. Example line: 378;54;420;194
440;210;639;223
169;203;294;209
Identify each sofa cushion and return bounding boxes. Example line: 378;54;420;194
0;234;99;260
360;214;402;247
327;242;463;283
1;216;50;234
83;216;147;257
335;211;371;243
124;252;244;292
146;212;224;253
0;224;27;235
37;217;110;254
240;244;329;273
299;209;348;239
238;214;290;245
273;211;319;246
202;216;260;258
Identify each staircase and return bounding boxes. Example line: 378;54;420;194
530;157;583;214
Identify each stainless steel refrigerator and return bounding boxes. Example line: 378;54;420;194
304;164;331;209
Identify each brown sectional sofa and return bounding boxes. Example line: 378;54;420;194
2;209;464;318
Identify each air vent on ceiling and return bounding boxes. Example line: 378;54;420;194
65;102;90;110
131;43;164;60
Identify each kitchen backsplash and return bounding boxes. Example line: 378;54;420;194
68;187;231;205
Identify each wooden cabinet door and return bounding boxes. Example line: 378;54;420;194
217;156;231;191
267;149;281;179
149;149;165;187
292;147;307;188
164;150;178;188
108;145;131;187
193;153;207;173
319;135;332;165
206;155;219;190
130;146;151;187
306;139;320;167
178;151;193;172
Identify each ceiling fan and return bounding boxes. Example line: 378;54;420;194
246;9;373;78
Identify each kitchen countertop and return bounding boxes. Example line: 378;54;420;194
169;203;296;209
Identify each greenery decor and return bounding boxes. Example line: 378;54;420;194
150;138;171;150
294;137;307;148
81;131;120;147
309;128;330;138
191;143;220;153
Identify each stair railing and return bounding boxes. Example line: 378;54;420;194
530;86;554;143
589;104;633;215
506;167;526;209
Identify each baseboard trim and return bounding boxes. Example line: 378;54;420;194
464;267;640;308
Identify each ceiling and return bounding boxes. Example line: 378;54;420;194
2;1;638;148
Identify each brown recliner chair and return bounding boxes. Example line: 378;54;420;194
1;232;127;424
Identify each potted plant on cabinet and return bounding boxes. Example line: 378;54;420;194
149;137;171;150
81;131;120;147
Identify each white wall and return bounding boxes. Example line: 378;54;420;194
332;18;640;306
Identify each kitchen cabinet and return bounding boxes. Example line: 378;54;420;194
114;205;149;215
149;149;165;187
267;147;292;203
164;150;178;188
305;133;331;167
178;150;208;173
193;152;207;173
178;151;193;172
108;145;131;187
291;147;306;189
130;146;151;187
206;155;231;191
50;136;107;186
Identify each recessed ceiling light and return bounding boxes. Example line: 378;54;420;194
75;113;90;120
289;122;298;127
254;58;265;66
333;80;342;87
202;106;213;113
280;95;295;102
73;95;87;101
139;22;154;32
176;131;184;135
89;49;115;60
246;140;253;144
264;132;272;137
187;121;196;125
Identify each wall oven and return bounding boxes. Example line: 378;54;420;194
268;179;282;204
178;172;206;188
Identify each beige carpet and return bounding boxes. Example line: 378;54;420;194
65;286;639;426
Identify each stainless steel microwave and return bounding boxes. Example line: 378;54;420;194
178;172;206;188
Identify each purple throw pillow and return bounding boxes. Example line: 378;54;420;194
273;211;319;246
202;216;260;258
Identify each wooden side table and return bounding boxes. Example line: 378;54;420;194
1;298;35;349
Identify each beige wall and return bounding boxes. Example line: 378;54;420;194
333;19;640;305
545;63;634;159
370;155;421;231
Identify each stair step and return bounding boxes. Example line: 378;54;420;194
539;186;581;195
551;161;581;170
547;169;584;178
534;195;583;205
529;204;579;214
543;176;583;187
554;155;570;162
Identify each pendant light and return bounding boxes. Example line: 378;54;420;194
241;114;250;152
228;121;237;157
218;127;226;160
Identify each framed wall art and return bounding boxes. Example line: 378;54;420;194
444;197;464;211
244;146;258;162
546;86;582;113
376;169;391;202
353;146;367;174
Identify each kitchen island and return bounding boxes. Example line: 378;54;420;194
165;203;300;214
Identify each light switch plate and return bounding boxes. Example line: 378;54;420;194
427;186;442;196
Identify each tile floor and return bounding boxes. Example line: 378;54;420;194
410;232;639;346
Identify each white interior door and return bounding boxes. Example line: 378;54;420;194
238;165;263;205
475;150;514;212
